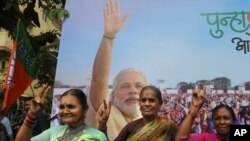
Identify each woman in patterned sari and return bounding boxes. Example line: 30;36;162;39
15;86;108;141
99;85;177;141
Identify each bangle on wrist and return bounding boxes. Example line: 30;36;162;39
24;112;38;128
103;34;115;40
24;120;36;128
98;125;107;131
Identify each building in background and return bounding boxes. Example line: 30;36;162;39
0;1;62;98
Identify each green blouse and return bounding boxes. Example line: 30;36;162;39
31;125;108;141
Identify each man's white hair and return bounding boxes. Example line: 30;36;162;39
111;68;148;117
112;68;148;91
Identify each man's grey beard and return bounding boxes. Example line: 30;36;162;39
113;94;140;118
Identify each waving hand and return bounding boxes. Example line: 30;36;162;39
104;0;129;38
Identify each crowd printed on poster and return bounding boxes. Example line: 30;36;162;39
51;86;250;128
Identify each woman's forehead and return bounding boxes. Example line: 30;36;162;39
141;89;157;97
60;94;79;102
214;107;231;115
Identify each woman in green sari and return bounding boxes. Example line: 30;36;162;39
99;85;177;141
15;86;108;141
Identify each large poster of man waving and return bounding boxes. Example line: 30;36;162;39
52;0;250;140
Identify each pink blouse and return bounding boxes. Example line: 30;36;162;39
176;133;221;141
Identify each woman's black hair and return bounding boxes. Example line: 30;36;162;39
60;89;89;110
212;104;236;121
140;85;163;104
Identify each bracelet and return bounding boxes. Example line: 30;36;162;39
103;34;115;40
98;126;107;131
23;112;38;128
24;120;36;128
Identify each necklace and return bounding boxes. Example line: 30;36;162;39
61;126;69;141
60;124;86;141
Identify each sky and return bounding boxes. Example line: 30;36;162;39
54;0;250;88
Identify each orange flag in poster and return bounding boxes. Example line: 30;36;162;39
1;19;38;114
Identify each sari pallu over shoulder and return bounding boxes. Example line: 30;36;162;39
127;118;177;141
55;125;107;141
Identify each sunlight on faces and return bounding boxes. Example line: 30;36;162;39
213;107;234;136
139;89;162;118
59;95;86;127
112;70;147;117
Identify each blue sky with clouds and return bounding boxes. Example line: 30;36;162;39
55;0;250;88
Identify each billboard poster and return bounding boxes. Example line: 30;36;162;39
52;0;250;140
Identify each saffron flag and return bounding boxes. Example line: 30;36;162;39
1;19;38;114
